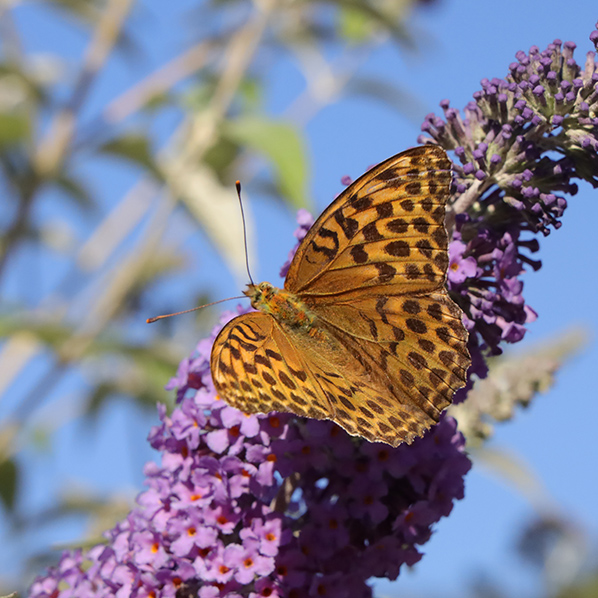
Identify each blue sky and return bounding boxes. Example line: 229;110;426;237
4;1;598;595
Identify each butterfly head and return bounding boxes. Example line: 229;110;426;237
243;281;276;311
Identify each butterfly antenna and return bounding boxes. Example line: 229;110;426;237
146;296;245;324
236;181;255;286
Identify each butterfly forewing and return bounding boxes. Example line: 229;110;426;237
211;145;471;447
285;145;451;298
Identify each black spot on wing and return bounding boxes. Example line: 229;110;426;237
385;240;410;257
387;218;408;234
376;297;389;324
375;168;400;181
309;226;339;260
350;245;369;264
376;202;394;218
349;194;373;212
334;209;359;240
374;262;397;283
265;349;283;361
405;181;422;195
255;354;270;367
236;324;267;342
362;222;383;242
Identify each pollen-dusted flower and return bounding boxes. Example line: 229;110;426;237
448;240;478;284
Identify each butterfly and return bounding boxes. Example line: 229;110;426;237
210;145;470;447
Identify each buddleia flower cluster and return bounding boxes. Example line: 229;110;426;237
422;30;598;381
29;310;470;598
29;23;598;598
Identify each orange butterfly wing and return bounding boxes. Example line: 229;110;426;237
286;144;450;298
210;310;437;445
211;312;332;421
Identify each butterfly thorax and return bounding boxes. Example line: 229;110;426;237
245;282;320;335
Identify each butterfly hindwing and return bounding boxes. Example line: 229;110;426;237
311;292;470;416
211;311;434;446
211;312;333;420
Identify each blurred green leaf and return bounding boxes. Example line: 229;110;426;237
30;425;52;453
19;489;132;539
201;137;241;184
97;133;163;181
334;0;414;46
0;318;181;388
557;572;598;598
120;248;190;313
83;345;181;416
338;5;374;42
51;172;94;210
473;447;550;506
39;0;101;23
0;112;30;147
141;90;175;114
0;318;72;349
0;457;18;512
450;328;587;445
224;116;310;210
237;77;263;113
0;62;49;105
345;76;421;118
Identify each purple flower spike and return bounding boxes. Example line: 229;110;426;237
29;277;472;597
417;27;598;358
